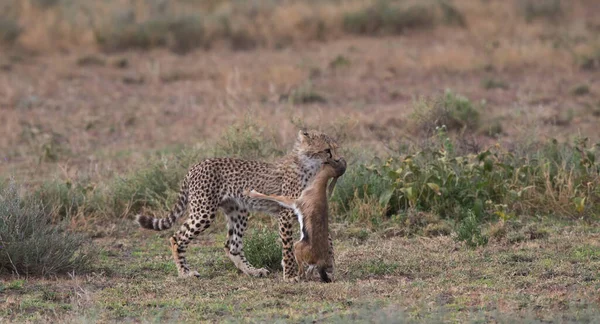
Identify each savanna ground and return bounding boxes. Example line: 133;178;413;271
1;0;600;322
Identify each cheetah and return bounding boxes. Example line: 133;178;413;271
246;156;347;283
136;130;342;280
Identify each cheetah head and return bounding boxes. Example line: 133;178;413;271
293;130;342;168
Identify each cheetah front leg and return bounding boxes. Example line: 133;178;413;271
279;209;298;281
224;208;269;277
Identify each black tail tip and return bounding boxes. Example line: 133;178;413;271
136;214;155;230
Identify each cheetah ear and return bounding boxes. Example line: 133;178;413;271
297;130;310;142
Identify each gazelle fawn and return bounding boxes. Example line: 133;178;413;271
246;157;346;282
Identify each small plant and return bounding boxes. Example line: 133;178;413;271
456;210;488;248
329;55;351;70
287;83;327;105
481;77;509;90
518;0;563;22
77;55;106;67
343;1;435;35
576;48;600;71
349;258;399;278
423;222;452;237
0;17;21;45
0;182;92;276
96;15;206;54
243;228;282;271
483;120;503;137
570;84;590;96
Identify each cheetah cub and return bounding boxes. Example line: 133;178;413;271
246;157;346;282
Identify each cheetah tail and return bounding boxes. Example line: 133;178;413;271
135;178;189;231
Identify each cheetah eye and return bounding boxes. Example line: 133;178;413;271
324;149;332;158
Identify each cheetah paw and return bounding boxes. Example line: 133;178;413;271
249;267;270;278
179;270;201;278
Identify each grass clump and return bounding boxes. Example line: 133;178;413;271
343;0;464;35
518;0;563;23
32;179;98;221
0;182;92;276
96;15;206;54
570;84;590;96
413;90;482;133
243;228;282;271
286;83;327;105
481;77;508;90
343;1;434;35
214;117;282;160
103;153;193;218
76;55;106;67
349;258;399;278
0;17;21;45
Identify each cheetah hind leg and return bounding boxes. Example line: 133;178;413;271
169;237;200;278
224;209;269;277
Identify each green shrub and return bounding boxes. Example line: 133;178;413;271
243;228;282;271
456;210;488;248
0;182;92;276
413;90;482;133
331;164;392;219
333;133;600;226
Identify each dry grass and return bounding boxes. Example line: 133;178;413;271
1;221;599;322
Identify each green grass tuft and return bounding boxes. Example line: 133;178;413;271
244;228;282;271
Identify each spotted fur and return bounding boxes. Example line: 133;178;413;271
136;130;341;279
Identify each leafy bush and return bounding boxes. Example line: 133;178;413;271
243;228;282;271
333;132;600;228
0;182;92;276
